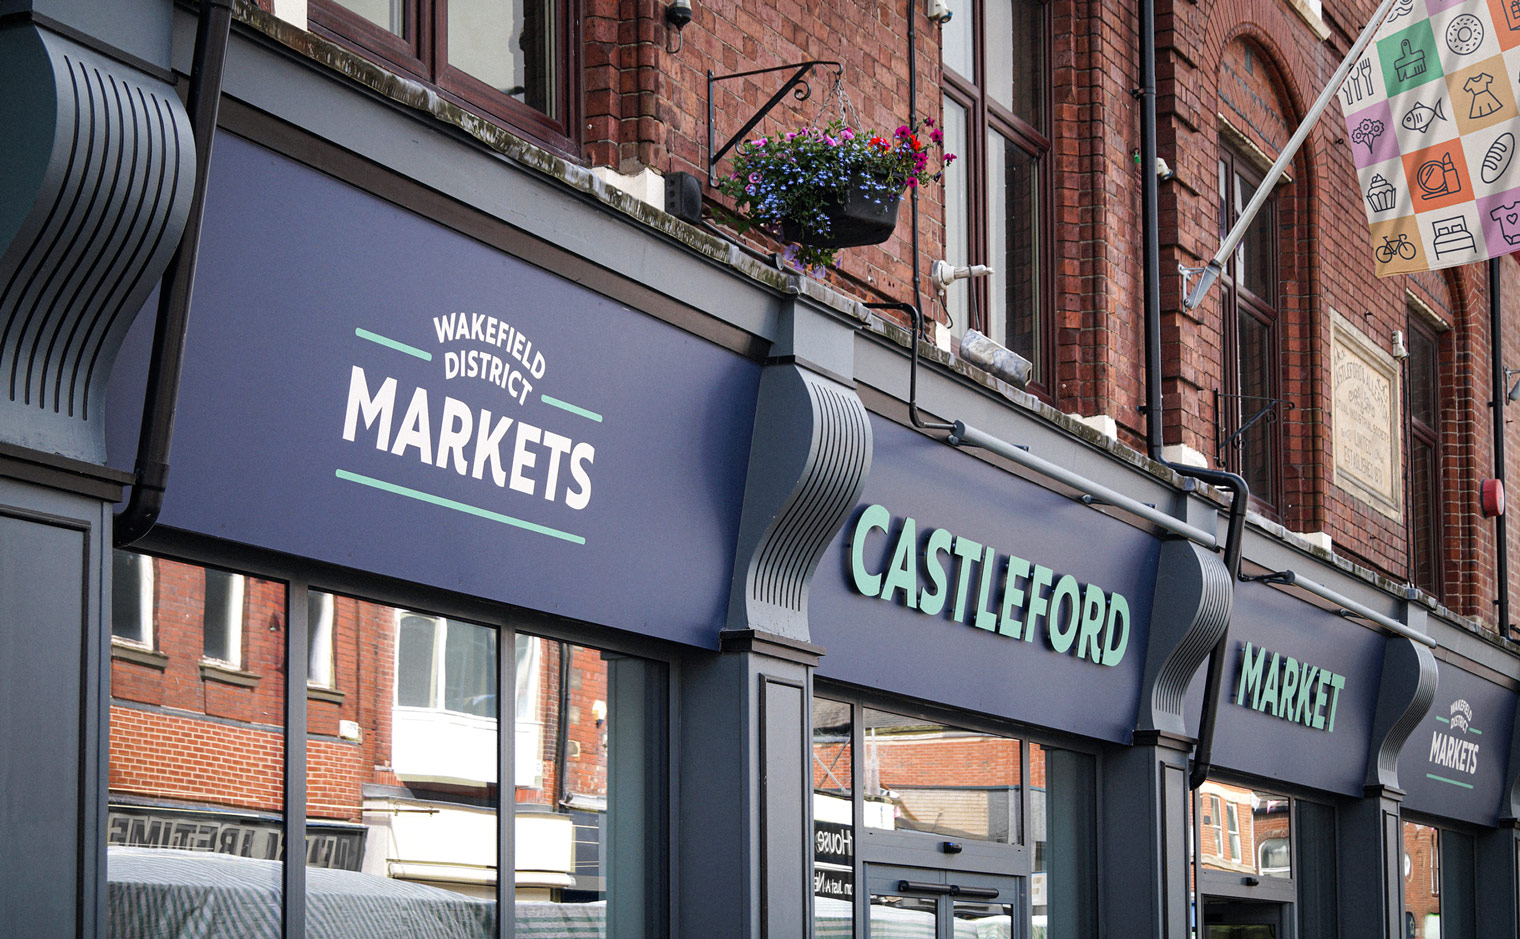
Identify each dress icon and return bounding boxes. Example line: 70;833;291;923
1465;73;1503;119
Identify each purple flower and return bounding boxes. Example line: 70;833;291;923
944;153;958;164
896;125;910;137
930;129;943;144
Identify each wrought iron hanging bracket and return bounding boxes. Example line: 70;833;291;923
1213;390;1294;465
707;60;843;186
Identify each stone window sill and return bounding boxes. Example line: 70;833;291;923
111;641;168;670
200;660;261;688
308;685;346;705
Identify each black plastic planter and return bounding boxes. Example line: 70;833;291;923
781;184;902;249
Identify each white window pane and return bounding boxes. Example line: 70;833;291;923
987;132;1009;350
396;614;438;708
943;0;973;80
986;0;1014;111
943;97;972;345
111;550;153;645
449;0;560;117
331;0;403;35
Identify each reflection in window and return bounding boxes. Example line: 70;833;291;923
202;568;245;666
862;707;1021;844
1198;786;1291;879
111;549;154;645
308;591;335;688
1404;822;1441;938
813;697;854;937
514;638;666;937
108;562;288;928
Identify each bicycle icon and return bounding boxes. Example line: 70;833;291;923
1375;233;1417;263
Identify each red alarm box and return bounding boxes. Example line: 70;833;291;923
1481;478;1505;518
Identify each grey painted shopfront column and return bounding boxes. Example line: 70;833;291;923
1338;616;1437;939
0;3;190;934
677;296;870;938
1104;512;1234;939
1477;700;1520;939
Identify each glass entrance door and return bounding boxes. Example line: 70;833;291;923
865;864;1022;939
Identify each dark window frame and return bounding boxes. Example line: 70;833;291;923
941;0;1055;396
309;0;580;157
1406;314;1443;598
1218;145;1283;516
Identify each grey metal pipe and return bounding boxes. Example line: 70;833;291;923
948;421;1219;548
1280;571;1437;648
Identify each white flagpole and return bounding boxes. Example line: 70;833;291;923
1182;0;1403;311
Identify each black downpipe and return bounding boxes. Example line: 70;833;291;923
906;0;924;329
1136;0;1247;790
1492;258;1511;637
865;302;956;432
115;0;234;547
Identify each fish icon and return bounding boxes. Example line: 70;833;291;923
1402;99;1447;132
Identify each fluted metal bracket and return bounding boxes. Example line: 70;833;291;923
0;24;193;463
1135;538;1234;736
1364;631;1439;790
725;361;872;643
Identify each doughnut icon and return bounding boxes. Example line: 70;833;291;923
1447;14;1484;55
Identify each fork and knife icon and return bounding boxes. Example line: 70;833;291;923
1342;58;1374;107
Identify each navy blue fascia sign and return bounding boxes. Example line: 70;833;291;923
105;133;761;648
848;504;1132;667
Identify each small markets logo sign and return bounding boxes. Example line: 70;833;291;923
1426;698;1481;789
338;313;602;544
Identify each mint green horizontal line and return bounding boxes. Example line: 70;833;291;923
356;328;431;361
1470;727;1482;735
335;469;584;544
540;394;602;422
1435;715;1449;723
1426;773;1474;790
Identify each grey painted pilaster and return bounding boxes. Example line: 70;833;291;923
689;295;866;937
1475;823;1519;939
0;472;121;938
1338;626;1438;939
676;638;819;939
1101;733;1194;939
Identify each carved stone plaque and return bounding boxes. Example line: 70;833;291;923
1331;309;1402;518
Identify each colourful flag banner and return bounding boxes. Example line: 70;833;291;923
1344;0;1520;275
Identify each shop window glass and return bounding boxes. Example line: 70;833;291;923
862;706;1021;844
202;567;245;667
107;562;288;928
1199;786;1290;878
1403;821;1441;939
111;549;154;646
514;637;667;937
813;697;854;936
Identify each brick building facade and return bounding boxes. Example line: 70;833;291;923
5;0;1520;937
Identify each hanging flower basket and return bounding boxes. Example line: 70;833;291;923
780;181;902;249
716;119;955;273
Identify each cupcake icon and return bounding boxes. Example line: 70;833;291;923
1365;173;1397;212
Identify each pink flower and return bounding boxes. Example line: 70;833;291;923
944;153;958;164
907;178;918;187
896;125;910;137
930;129;943;144
923;117;935;127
